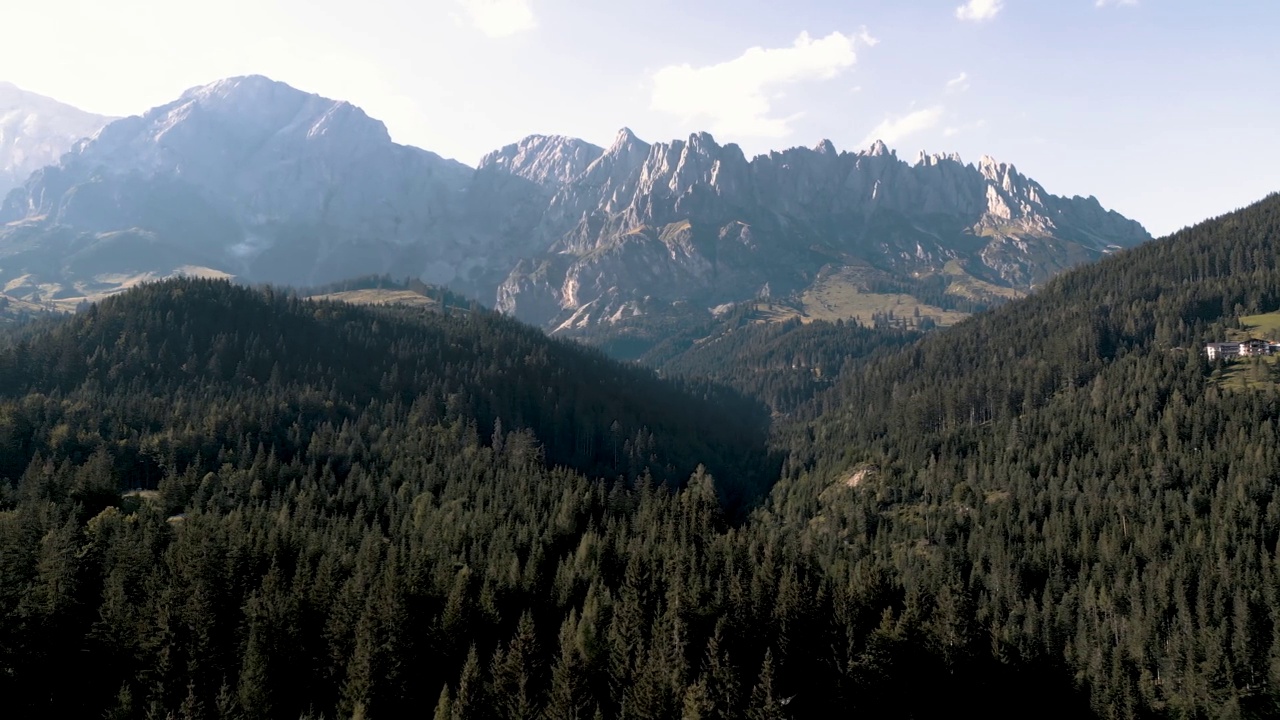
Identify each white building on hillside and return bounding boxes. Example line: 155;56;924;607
1206;342;1241;360
1205;339;1279;360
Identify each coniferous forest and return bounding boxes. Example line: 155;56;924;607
2;194;1280;718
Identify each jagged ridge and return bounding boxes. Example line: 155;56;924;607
493;129;1149;328
0;76;1148;330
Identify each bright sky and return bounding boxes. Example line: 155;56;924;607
2;0;1276;236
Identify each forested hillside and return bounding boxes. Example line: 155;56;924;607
0;279;1053;719
0;280;771;499
640;307;920;416
2;193;1279;719
770;193;1280;717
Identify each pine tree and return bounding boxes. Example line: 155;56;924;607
238;618;272;720
701;622;740;720
177;682;203;720
433;685;453;720
544;612;592;720
746;649;785;720
681;678;713;720
452;644;484;720
491;611;541;720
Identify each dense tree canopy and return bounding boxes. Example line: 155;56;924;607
641;307;919;416
1;193;1279;718
769;193;1280;717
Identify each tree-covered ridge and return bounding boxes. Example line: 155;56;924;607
0;413;1089;718
639;306;920;416
800;193;1280;453
0;279;772;503
4;193;1280;718
767;193;1280;716
0;279;1074;719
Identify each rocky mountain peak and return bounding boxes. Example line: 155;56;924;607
180;74;279;102
674;132;724;178
865;139;893;157
976;155;1046;216
977;154;1016;181
478;134;603;186
175;75;377;135
64;75;404;188
0;76;1152;338
0;75;479;291
608;127;648;155
595;127;651;173
916;150;964;167
0;82;113;199
687;131;719;153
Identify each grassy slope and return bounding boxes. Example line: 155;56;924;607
306;288;441;308
1211;310;1280;391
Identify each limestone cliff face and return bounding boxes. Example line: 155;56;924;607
490;130;1149;327
0;76;1148;325
478;134;604;187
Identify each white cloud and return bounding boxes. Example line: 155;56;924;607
943;119;987;137
862;106;945;147
945;71;970;93
651;30;870;138
1095;0;1138;6
955;0;1003;22
458;0;536;38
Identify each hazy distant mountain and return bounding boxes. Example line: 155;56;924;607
0;75;1149;332
0;82;112;198
0;76;494;300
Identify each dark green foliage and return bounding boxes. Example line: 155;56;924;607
0;276;1066;718
770;192;1280;717
3;193;1280;718
640;307;919;415
859;271;994;315
0;278;772;500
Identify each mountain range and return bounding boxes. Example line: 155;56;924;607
0;76;1149;336
5;73;1280;720
1;189;1276;719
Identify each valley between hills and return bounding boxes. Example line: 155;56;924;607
0;58;1278;720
